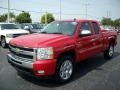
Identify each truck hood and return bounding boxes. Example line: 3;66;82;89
10;33;74;48
1;29;29;34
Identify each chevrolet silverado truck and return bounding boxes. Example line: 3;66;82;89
7;20;117;82
0;23;29;48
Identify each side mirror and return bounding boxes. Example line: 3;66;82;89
80;30;91;37
24;26;30;30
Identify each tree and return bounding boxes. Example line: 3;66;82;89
101;17;113;26
113;18;120;28
41;13;55;24
15;11;32;23
0;12;15;22
0;14;6;22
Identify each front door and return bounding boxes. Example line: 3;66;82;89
76;22;95;61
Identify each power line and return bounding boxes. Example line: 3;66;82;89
0;6;43;13
0;6;101;20
0;6;60;15
62;13;86;15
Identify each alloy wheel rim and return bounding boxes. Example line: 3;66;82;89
109;46;114;56
60;60;73;80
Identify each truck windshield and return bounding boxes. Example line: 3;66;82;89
1;24;20;30
41;21;78;35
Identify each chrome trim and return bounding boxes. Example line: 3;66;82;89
9;45;36;62
9;45;34;56
91;39;96;42
33;48;37;61
10;53;33;63
7;54;33;69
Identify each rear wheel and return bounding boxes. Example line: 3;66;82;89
55;55;74;83
1;37;6;48
104;44;114;59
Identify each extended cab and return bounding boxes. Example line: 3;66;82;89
0;23;29;47
7;20;117;82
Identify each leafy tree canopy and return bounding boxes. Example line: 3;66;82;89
15;11;32;23
41;13;55;24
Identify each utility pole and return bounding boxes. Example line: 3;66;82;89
106;10;111;18
83;3;90;19
82;0;90;19
60;0;62;20
7;0;10;23
45;11;47;25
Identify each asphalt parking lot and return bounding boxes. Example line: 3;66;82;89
0;35;120;90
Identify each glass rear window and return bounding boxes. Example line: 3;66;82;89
1;24;20;30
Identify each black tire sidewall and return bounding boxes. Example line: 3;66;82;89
55;55;74;83
104;44;114;59
1;37;6;48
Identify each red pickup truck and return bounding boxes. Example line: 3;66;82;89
7;20;117;82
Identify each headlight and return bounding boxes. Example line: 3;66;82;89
6;34;13;38
37;47;54;60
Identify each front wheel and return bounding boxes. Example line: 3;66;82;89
104;44;114;59
55;55;74;83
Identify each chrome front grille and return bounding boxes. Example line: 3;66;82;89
9;44;36;63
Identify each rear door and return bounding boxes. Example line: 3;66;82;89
76;21;96;61
91;22;103;54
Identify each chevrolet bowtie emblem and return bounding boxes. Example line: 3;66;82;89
15;48;21;53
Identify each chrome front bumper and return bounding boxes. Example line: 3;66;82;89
7;54;33;69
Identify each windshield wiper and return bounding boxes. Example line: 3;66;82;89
41;31;48;33
49;32;63;34
41;31;63;34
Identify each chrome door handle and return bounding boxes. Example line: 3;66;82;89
91;39;96;42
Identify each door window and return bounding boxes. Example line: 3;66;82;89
92;22;100;34
80;22;92;37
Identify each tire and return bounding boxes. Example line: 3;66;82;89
55;55;74;83
1;37;6;48
104;44;114;59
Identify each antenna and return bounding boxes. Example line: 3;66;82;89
74;18;77;21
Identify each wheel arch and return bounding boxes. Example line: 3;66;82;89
1;35;5;38
57;49;76;62
0;35;5;41
109;36;116;46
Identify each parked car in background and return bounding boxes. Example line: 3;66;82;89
20;23;43;33
102;26;114;30
118;29;120;34
101;25;120;34
114;27;120;34
0;23;29;47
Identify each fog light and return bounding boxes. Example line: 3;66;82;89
37;70;45;74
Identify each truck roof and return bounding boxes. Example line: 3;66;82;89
60;19;98;23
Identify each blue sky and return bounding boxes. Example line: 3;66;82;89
0;0;120;22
